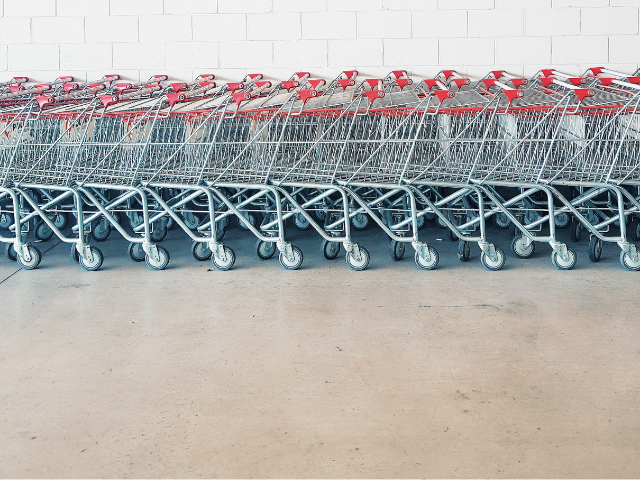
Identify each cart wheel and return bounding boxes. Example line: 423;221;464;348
150;224;168;242
238;212;255;230
70;243;80;262
588;236;602;263
457;240;471;262
346;246;370;271
481;246;506;271
570;217;583;242
294;212;311;230
389;239;405;261
552;246;577;270
212;246;235;271
183;212;200;230
0;212;13;229
215;223;226;241
6;243;17;261
54;212;69;229
512;235;535;259
315;209;326;221
627;217;640;242
415;246;439;270
256;239;277;260
35;221;54;241
128;242;146;262
146;246;170;270
555;212;569;229
279;245;303;270
416;214;425;230
17;244;41;270
448;227;458;242
620;249;640;271
79;246;103;271
166;216;175;230
192;241;212;261
493;212;510;229
92;219;111;242
322;239;341;260
351;213;369;230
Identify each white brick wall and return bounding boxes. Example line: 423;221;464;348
0;0;638;82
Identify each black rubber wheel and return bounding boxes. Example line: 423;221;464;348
71;243;80;262
92;219;111;242
457;240;471;262
346;246;370;271
570;217;583;242
256;239;277;260
279;245;303;270
53;212;69;230
588;236;602;263
128;242;146;262
192;240;212;261
511;235;535;259
17;244;41;270
351;213;369;231
145;245;170;270
389;239;405;261
481;246;506;271
78;246;104;271
0;212;13;229
321;238;341;260
6;242;17;261
150;224;168;242
415;245;439;270
555;212;569;229
212;246;235;271
552;246;577;270
627;216;640;242
35;221;54;241
493;212;510;229
293;212;312;230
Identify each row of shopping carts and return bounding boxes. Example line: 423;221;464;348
1;66;639;272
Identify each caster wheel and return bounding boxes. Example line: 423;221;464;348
481;246;506;271
145;245;170;270
389;239;406;261
415;245;439;270
588;236;602;263
416;214;425;230
279;245;303;270
192;240;212;261
620;249;640;271
92;219;111;242
555;212;569;229
552;246;577;270
71;243;80;262
351;213;369;230
322;238;341;260
6;242;17;261
35;221;54;241
17;244;41;270
457;240;471;262
256;239;277;260
183;212;201;230
346;246;370;271
570;217;583;242
53;212;69;229
214;223;226;242
78;246;103;271
627;216;640;242
128;242;146;262
293;212;311;230
212;246;235;271
0;212;13;229
238;212;255;230
315;209;326;221
493;212;510;229
166;216;175;230
150;224;168;243
512;235;535;259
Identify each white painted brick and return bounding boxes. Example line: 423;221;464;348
110;0;163;15
60;43;112;70
302;12;356;39
247;13;301;40
413;10;467;38
552;36;608;64
193;15;247;41
496;36;551;65
610;35;640;62
525;8;580;36
273;39;328;68
113;43;165;70
4;0;55;17
383;0;436;10
8;44;59;70
86;16;139;43
327;0;382;12
273;0;327;12
57;0;109;16
219;41;273;68
0;18;31;44
164;0;218;14
383;38;437;66
218;0;272;14
439;38;495;66
328;39;382;67
582;7;638;35
553;0;608;6
0;46;6;71
496;0;551;7
357;11;411;38
438;0;494;9
139;15;192;42
468;9;524;37
610;0;640;5
166;42;218;69
32;17;85;43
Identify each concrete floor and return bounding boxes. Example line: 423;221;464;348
0;222;639;478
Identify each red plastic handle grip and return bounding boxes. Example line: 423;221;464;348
434;90;454;103
198;81;216;89
280;80;299;91
482;78;497;88
152;75;168;81
99;94;120;108
590;67;604;75
337;79;355;91
598;77;615;86
392;70;407;79
254;81;272;89
502;89;524;102
628;77;640;84
62;82;79;93
365;79;382;90
343;70;358;79
452;78;470;88
104;74;120;80
13;77;28;84
165;93;187;107
363;90;385;102
231;92;251;105
9;85;24;93
568;77;586;86
540;77;555;88
424;79;439;90
36;96;55;108
246;73;263;80
541;69;555;77
170;82;188;93
58;76;74;82
226;82;245;92
296;89;318;104
308;79;326;89
491;70;505;79
396;78;413;90
573;88;595;102
441;70;456;79
510;78;528;88
295;72;310;79
199;74;215;80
